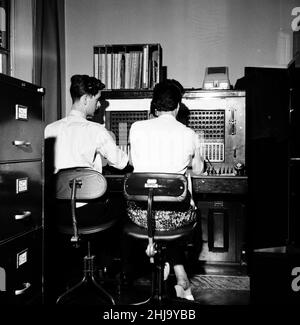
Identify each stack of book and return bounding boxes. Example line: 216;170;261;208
93;44;162;90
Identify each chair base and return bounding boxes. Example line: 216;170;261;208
136;296;197;307
124;248;196;306
56;254;115;305
122;221;198;306
129;284;197;307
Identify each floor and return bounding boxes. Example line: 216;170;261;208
189;263;250;305
45;232;250;306
44;237;300;308
50;260;250;306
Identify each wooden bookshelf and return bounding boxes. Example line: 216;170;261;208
93;43;162;90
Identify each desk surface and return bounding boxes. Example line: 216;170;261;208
104;173;248;195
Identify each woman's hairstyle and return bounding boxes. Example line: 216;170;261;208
70;74;105;103
151;79;183;112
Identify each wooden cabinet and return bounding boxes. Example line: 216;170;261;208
0;74;45;304
196;199;246;264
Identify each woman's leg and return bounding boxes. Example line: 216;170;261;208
166;242;190;289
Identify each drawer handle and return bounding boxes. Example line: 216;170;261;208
14;282;31;296
12;140;31;147
14;211;32;220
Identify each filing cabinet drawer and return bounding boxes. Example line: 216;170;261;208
0;161;42;241
0;82;43;162
0;229;43;304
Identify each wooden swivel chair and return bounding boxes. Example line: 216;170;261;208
54;167;116;305
123;172;197;306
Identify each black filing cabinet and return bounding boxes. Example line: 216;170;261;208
0;74;45;304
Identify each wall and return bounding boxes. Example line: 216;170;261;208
65;0;299;115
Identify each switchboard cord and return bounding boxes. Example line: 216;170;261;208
205;156;215;174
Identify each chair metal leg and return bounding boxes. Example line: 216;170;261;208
154;246;168;304
132;264;154;306
56;277;86;304
56;243;115;305
131;245;168;306
90;273;115;305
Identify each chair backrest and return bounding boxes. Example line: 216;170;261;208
123;173;188;202
55;167;107;201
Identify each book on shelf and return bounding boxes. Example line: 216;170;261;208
93;43;162;90
120;52;125;89
106;52;112;89
99;51;106;85
151;50;159;89
94;49;98;80
124;52;131;89
112;53;117;89
142;44;149;88
130;51;142;89
138;52;143;89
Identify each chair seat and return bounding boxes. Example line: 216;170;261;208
58;217;118;235
55;197;117;236
124;220;197;242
